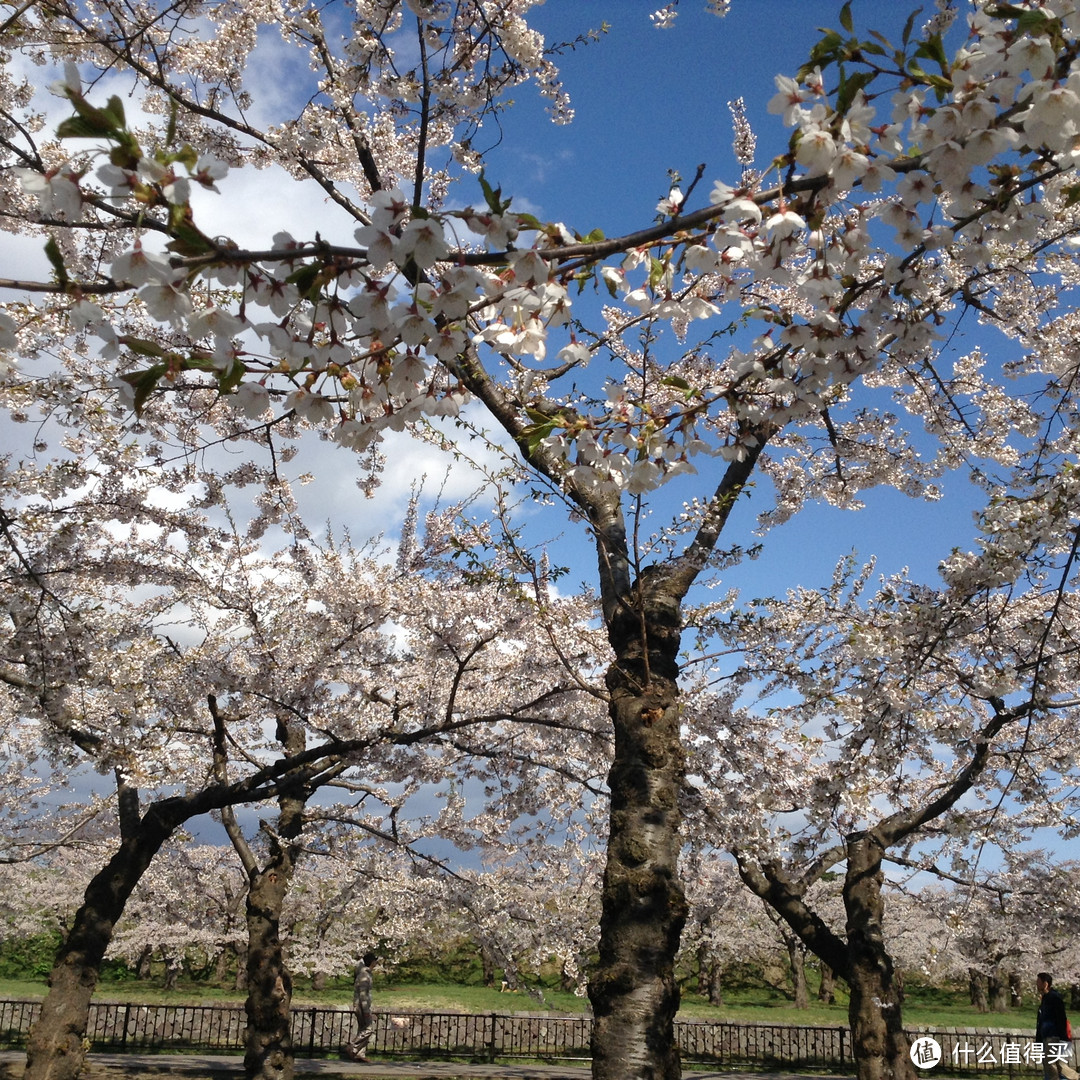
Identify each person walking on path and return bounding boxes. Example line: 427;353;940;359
343;952;378;1063
1036;972;1080;1080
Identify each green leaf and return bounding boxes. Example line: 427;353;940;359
102;95;126;129
477;169;511;215
515;212;543;230
901;8;922;46
522;419;559;452
166;144;199;172
906;60;953;97
1061;184;1080;209
285;263;323;300
839;2;853;33
648;256;668;290
44;237;68;288
218;358;247;396
1016;9;1054;34
57;115;111;139
836;69;873;115
661;374;691;391
119;336;167;359
119;364;168;416
915;35;948;71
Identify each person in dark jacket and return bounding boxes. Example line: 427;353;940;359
1036;972;1079;1080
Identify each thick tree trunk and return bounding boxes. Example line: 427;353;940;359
243;868;295;1080
241;790;305;1080
970;969;988;1012
819;962;836;1004
696;943;710;999
844;836;915;1080
480;940;497;988
788;939;809;1009
136;945;154;981
588;585;687;1080
707;962;724;1006
23;808;177;1080
163;956;182;991
987;969;1010;1012
1009;971;1022;1009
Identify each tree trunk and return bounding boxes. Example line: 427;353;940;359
819;962;836;1004
1009;971;1022;1010
241;790;305;1080
480;940;497;988
243;868;295;1080
163;956;182;991
707;962;724;1006
696;943;710;999
988;969;1010;1012
844;835;915;1080
969;969;988;1012
588;583;687;1080
214;947;234;985
22;806;178;1080
136;945;154;981
788;939;809;1009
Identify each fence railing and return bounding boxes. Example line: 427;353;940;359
0;998;1062;1072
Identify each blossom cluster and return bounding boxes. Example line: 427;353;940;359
6;0;1080;509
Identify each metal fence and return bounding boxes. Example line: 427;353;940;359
0;998;1062;1072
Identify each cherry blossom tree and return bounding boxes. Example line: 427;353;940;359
105;842;250;985
8;1;1080;1076
682;450;1080;1080
912;855;1080;1012
0;354;609;1080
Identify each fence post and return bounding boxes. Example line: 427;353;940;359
840;1025;847;1068
488;1012;498;1063
121;1003;131;1051
308;1007;317;1057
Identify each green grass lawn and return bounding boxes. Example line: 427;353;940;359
0;974;1034;1031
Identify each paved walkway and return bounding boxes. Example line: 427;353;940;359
0;1052;853;1080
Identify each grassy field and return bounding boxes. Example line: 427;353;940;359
0;975;1034;1031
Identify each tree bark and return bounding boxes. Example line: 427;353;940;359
988;969;1010;1013
136;945;154;981
788;939;809;1009
237;792;306;1080
969;969;988;1012
588;581;688;1080
844;835;915;1080
819;962;836;1004
480;940;497;988
243;864;296;1080
22;804;179;1080
707;962;724;1006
